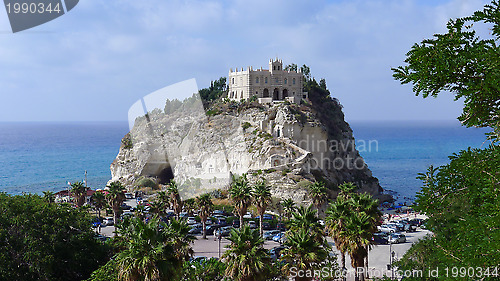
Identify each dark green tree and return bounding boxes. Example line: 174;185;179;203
392;1;500;279
229;174;253;228
0;193;109;281
222;226;270;281
252;179;272;236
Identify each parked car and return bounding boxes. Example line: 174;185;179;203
262;222;272;230
262;214;274;220
216;218;228;227
215;226;233;237
187;217;197;225
188;224;203;234
409;218;424;227
372;232;389;244
272;232;286;243
263;230;281;240
103;217;114;226
243;212;252;219
276;223;286;231
248;221;257;229
120;203;132;210
190;256;207;263
378;225;396;233
232;220;240;228
269;246;285;260
212;210;225;216
124;193;134;199
205;225;220;235
388;233;406;244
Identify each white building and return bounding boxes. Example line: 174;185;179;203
228;58;307;103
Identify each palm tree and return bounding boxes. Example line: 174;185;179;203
42;190;55;203
325;195;351;274
183;198;196;216
134;204;148;220
281;198;296;221
288;205;325;244
222;226;270;281
157;191;170;210
281;228;329;281
167;180;183;219
91;190;107;218
106;181;126;225
196;193;213;239
325;182;381;281
351;192;381;277
71;181;88;207
229;174;252;228
252;179;272;236
115;217;182;281
163;218;196;261
342;212;372;281
309;181;328;215
149;200;166;217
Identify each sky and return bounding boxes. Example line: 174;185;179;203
0;0;491;123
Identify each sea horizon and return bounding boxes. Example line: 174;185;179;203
0;120;491;204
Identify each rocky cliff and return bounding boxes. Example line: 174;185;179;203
109;83;392;205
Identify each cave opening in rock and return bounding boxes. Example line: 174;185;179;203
158;166;175;185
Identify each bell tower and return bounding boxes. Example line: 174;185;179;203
269;58;283;74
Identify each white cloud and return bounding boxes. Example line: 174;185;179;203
0;0;491;121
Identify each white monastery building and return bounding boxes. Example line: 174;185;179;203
228;58;307;103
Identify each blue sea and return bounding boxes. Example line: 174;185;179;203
0;121;491;203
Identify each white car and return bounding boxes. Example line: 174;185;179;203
378;225;396;233
187;217;197;225
243;212;252;219
103;217;114;226
388;233;406;244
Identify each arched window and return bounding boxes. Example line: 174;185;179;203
256;77;259;83
273;66;276;70
232;78;235;84
241;91;244;99
284;78;287;84
275;78;278;83
265;77;268;84
293;78;296;85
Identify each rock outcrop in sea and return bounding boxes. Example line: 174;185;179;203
109;83;392;207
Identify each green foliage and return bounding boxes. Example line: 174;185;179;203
164;99;183;115
199;77;227;103
392;2;500;279
284;63;298;72
85;259;119;281
325;183;381;278
396;146;500;280
121;133;133;149
0;193;109;281
241;121;252;131
182;258;228;281
135;177;158;189
114;217;185;281
392;1;500;142
222;226;270;281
